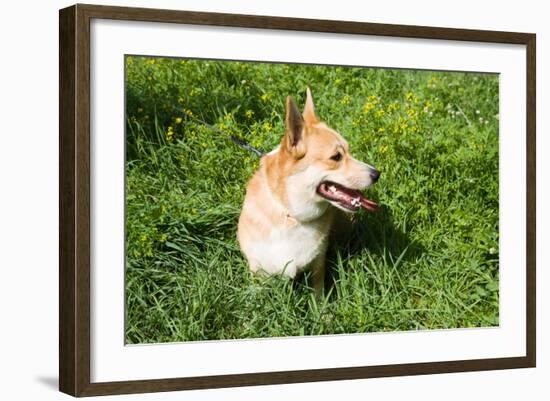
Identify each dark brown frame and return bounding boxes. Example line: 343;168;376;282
59;3;536;397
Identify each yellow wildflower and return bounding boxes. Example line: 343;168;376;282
363;102;374;114
166;126;174;142
423;101;431;113
388;103;399;113
175;117;182;124
367;95;378;104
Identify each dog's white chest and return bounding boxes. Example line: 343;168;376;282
249;220;328;278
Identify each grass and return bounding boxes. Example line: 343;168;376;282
124;56;499;344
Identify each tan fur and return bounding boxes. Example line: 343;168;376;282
237;89;378;294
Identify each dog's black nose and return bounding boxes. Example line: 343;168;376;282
370;169;381;182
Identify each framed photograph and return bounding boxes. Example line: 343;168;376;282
59;4;536;397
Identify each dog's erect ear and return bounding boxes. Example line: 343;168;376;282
303;87;319;125
283;96;306;158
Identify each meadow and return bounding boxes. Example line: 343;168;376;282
125;56;499;344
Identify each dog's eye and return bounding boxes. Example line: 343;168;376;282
330;152;342;162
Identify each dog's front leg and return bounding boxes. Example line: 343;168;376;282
311;252;326;296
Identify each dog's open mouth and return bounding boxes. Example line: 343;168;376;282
316;181;379;212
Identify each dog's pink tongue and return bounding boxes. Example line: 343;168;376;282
359;194;379;212
320;182;379;212
336;185;379;212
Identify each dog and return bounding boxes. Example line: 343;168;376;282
237;88;380;294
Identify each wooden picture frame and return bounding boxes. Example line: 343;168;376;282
59;3;536;397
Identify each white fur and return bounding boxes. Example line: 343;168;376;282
246;219;328;278
286;166;329;222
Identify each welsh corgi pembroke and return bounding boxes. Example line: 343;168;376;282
237;88;380;294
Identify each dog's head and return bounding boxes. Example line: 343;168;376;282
279;88;380;221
